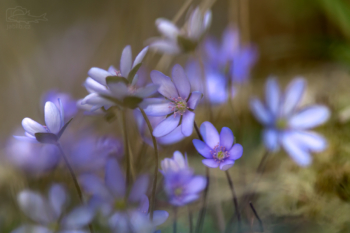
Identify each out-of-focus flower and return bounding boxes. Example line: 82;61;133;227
193;121;243;170
66;135;123;174
163;166;206;206
12;184;94;233
80;45;159;110
79;158;168;231
186;60;235;104
250;77;330;166
6;130;60;175
134;109;186;145
14;101;70;144
204;27;258;83
150;7;211;54
142;64;202;137
42;90;78;120
161;150;188;174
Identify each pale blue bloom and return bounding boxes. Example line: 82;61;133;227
42;90;77;120
250;77;330;166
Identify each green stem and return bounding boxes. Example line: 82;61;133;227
225;170;241;232
138;107;159;221
121;109;132;187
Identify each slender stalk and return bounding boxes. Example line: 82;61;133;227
249;202;264;232
188;206;193;233
56;143;94;233
225;171;241;232
121;109;132;187
194;121;210;233
173;207;178;233
138;107;159;221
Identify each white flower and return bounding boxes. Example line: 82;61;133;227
150;7;212;54
161;151;189;174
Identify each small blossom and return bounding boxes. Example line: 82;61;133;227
161;150;189;174
42;90;78;120
142;64;203;137
12;184;94;233
79;158;168;232
204;27;258;83
193;121;243;170
250;77;330;166
14;100;69;144
80;45;159;110
150;7;211;54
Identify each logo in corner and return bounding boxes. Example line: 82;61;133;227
6;6;47;24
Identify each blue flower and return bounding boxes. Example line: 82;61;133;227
161;151;189;174
193;122;243;170
12;184;94;233
204;27;258;83
79;158;168;231
250;77;330;166
42;90;77;120
142;64;203;137
150;7;211;54
14;101;67;143
80;45;159;110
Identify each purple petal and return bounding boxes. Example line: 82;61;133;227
265;77;280;116
228;144;243;160
21;118;46;136
202;159;219;168
141;98;173;116
120;45;132;77
128;175;149;203
200;121;219;148
133;46;149;68
108;212;128;231
11;225;52;233
17;191;52;224
108;65;117;74
220;127;234;149
181;111;195;136
138;195;149;213
150;70;178;99
61;206;94;229
150;39;180;54
281;132;312;166
173;151;186;168
79;174;111;200
84;77;109;95
219;160;234;170
263;129;280;151
45;101;61;134
48;184;67;218
222;27;239;57
282;77;306;116
105;158;126;198
134;84;159;98
88;67;110;86
188;7;203;40
153;114;181;137
179;194;199;205
289;105;330;129
13;135;38;143
186;176;206;194
250;98;271;125
151;210;169;226
288;131;327;152
157;125;185;145
192;139;212;158
172;64;190;99
187;91;203;109
156;18;179;40
108;81;129;100
81;93;115;106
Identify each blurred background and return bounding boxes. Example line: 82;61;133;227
2;0;350;232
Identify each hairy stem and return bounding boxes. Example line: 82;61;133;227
225;170;241;232
138;107;159;221
250;202;264;232
56;143;94;233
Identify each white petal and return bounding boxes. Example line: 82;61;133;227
88;67;111;86
45;102;61;134
203;10;212;31
188;7;203;40
81;93;115;106
290;131;327;152
173;151;186;168
156;18;180;40
150;40;181;54
84;77;109;95
120;45;132;78
133;46;149;68
22;118;46;136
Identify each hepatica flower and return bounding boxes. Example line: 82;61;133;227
161;151;206;206
79;158;168;231
193;121;243;170
250;77;330;166
15;100;71;144
142;64;203;137
150;7;211;54
12;184;94;233
80;45;159;110
204;27;258;83
42;90;78;120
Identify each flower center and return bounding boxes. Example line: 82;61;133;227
276;118;288;130
114;199;127;211
115;70;122;76
211;144;229;162
48;222;60;232
174;187;183;196
169;97;188;117
128;85;137;94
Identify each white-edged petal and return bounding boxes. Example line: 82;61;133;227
156;18;180;40
150;40;181;54
133;46;149;68
22;118;46;136
84;77;109;95
120;45;132;78
45;101;61;134
88;67;111;86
